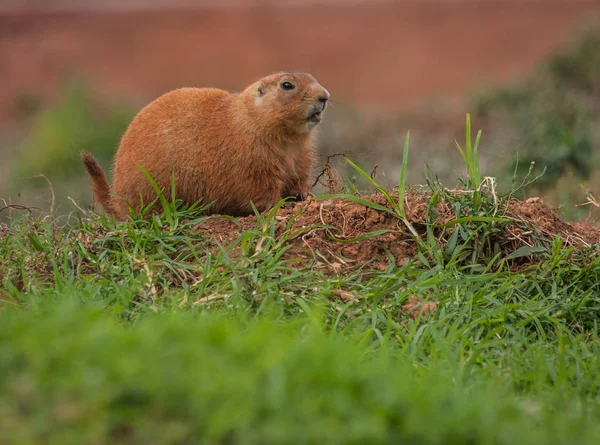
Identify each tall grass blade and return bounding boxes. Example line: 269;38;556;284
398;132;410;216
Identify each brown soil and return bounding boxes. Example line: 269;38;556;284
195;193;600;272
510;197;600;244
2;1;600;124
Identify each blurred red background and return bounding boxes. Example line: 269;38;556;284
2;0;600;125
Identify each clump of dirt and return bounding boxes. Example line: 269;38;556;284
508;197;600;246
195;193;600;272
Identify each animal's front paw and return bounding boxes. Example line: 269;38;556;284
283;190;308;201
280;192;308;209
293;191;308;202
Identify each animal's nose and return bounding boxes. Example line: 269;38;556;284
317;87;330;108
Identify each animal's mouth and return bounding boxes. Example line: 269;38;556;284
307;110;322;123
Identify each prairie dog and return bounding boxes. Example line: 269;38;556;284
81;72;330;220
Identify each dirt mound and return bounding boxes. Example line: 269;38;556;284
196;193;600;272
509;197;600;246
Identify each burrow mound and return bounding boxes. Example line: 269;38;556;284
196;193;600;272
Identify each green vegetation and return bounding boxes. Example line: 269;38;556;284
2;79;135;215
2;305;600;444
15;80;133;180
2;117;600;443
474;25;600;215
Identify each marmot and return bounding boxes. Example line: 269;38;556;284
81;72;330;220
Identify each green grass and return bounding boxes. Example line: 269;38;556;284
2;115;600;443
2;304;600;444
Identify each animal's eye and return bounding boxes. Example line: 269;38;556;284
280;82;295;90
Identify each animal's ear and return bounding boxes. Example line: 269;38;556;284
257;83;265;97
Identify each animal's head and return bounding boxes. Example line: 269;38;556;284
245;72;330;135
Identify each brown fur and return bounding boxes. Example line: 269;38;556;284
81;72;330;220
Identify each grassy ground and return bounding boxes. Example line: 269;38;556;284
2;119;600;443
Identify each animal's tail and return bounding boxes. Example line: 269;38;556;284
80;152;116;216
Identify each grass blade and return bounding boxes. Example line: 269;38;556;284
398;131;410;216
440;216;509;227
